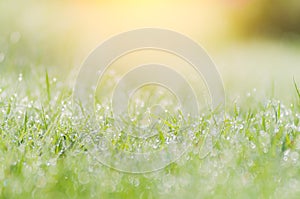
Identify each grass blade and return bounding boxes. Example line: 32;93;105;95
294;78;300;100
46;70;51;101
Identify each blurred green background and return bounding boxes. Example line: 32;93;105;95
0;0;299;101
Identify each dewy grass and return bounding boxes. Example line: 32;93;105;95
294;78;300;100
0;70;299;199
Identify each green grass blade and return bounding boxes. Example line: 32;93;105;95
294;78;300;100
46;70;51;101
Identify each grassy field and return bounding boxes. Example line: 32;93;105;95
1;4;300;196
0;53;299;199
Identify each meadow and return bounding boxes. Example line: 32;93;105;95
1;1;300;198
0;43;299;198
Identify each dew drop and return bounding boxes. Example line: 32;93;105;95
18;73;23;82
247;160;254;167
290;152;299;163
78;171;90;184
129;177;140;187
99;139;109;151
250;142;256;149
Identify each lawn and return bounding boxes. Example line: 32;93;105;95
1;1;300;198
0;48;299;198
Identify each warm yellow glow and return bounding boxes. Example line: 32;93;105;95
59;0;233;56
2;0;270;68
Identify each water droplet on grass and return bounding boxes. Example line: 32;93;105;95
129;176;140;187
290;152;299;163
250;142;256;149
18;73;23;82
99;139;109;151
247;160;254;167
78;171;90;184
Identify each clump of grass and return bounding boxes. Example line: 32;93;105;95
0;69;299;199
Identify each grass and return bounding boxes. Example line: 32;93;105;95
0;27;300;198
0;67;299;199
1;1;300;197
